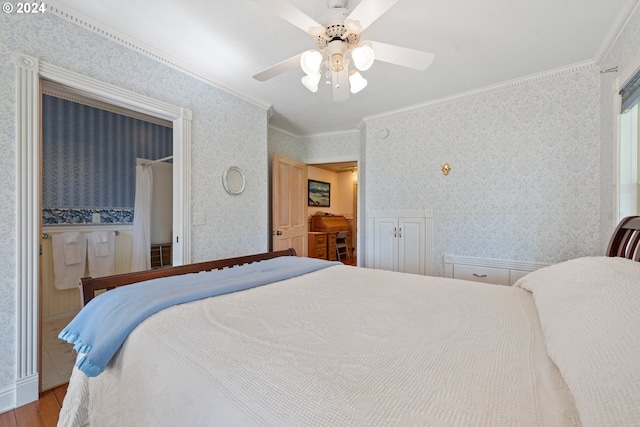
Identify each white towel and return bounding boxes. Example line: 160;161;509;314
65;232;79;244
93;231;110;256
62;231;83;265
87;231;115;278
52;233;87;290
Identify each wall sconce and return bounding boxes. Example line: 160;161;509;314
441;163;451;176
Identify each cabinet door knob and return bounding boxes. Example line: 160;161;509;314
393;227;397;237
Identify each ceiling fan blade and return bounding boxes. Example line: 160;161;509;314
346;0;401;30
332;68;350;102
254;0;322;33
253;52;304;81
370;41;435;70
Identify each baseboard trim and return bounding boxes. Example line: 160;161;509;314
0;383;15;414
16;374;39;408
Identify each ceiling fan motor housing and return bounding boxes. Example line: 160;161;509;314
327;40;348;71
315;8;360;50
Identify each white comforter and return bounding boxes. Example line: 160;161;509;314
60;264;582;426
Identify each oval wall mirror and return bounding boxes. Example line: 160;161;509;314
222;166;246;195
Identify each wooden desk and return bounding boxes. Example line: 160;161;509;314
310;215;352;261
308;232;328;259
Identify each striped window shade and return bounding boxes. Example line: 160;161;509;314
620;68;640;113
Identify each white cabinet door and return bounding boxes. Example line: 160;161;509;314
398;217;425;275
373;217;398;272
371;214;426;275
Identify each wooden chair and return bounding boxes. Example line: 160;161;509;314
607;216;640;260
335;231;350;261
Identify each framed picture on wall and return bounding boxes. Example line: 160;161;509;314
308;179;330;207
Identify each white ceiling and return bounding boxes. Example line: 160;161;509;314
49;0;637;136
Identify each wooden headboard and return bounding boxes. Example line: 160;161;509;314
607;216;640;261
80;248;297;306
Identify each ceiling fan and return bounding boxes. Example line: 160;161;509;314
253;0;435;102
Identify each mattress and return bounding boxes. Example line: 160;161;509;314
59;262;586;426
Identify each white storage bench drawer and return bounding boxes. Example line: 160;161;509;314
453;264;510;285
444;255;549;286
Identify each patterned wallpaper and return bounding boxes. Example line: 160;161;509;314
267;126;362;164
303;131;361;162
42;94;173;225
268;127;306;163
363;67;602;276
0;12;268;391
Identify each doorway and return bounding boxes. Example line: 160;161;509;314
307;161;358;264
39;85;175;391
13;52;191;405
270;154;359;264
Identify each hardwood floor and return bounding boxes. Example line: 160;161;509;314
0;384;67;427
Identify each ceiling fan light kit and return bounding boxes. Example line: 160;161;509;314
348;70;367;94
351;43;375;71
300;50;323;75
254;0;435;101
301;72;322;92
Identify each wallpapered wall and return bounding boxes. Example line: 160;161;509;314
268;60;607;276
0;12;268;392
363;67;602;275
42;94;173;225
268;67;605;276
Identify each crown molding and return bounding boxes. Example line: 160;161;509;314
267;124;301;139
302;129;361;140
268;124;361;140
362;60;597;124
594;0;640;65
45;1;272;112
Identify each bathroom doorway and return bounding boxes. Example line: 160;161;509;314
39;81;174;391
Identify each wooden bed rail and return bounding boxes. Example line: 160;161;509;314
80;248;297;306
607;216;640;261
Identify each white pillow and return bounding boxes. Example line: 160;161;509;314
515;257;640;427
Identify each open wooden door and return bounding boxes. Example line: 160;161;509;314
272;153;307;256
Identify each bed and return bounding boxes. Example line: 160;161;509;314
57;217;640;427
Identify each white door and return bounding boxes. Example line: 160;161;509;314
373;217;397;271
398;217;426;275
272;153;308;256
369;211;428;275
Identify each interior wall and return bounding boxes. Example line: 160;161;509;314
41;95;173;227
307;166;357;216
0;12;269;394
363;66;602;276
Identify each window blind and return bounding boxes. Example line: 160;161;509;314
620;68;640;113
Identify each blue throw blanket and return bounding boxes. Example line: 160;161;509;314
59;256;340;377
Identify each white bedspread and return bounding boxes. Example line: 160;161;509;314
59;265;580;426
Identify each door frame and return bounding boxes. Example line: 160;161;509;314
13;52;191;406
